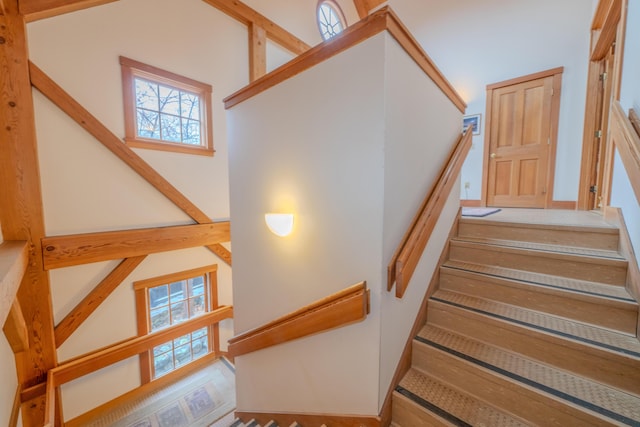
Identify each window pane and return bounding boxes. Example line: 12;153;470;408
169;281;186;302
137;109;160;139
193;335;208;359
154;352;174;378
182;120;201;145
149;285;168;309
171;301;188;324
150;306;170;331
135;79;159;110
174;344;192;367
180;92;200;120
189;277;205;297
174;333;190;347
158;85;180;115
190;295;205;317
160;113;181;142
192;327;207;339
153;341;172;357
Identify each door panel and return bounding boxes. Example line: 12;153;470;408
487;75;555;208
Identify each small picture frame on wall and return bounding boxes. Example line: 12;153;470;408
463;114;481;136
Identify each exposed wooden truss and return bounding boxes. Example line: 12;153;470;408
19;0;117;22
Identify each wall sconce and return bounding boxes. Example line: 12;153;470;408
265;213;294;237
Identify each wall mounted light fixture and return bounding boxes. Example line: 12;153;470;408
265;213;294;237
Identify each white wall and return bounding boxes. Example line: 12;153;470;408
0;334;18;426
27;0;242;419
379;34;462;408
229;27;464;414
388;0;592;202
611;0;640;269
229;33;386;416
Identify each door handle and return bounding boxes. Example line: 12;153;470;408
490;153;497;159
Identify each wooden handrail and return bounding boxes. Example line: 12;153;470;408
0;240;28;327
611;101;640;204
41;305;233;425
224;6;466;113
228;281;370;357
388;129;473;298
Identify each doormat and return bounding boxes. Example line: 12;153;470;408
461;207;501;217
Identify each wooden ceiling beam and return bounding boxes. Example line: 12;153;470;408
42;222;231;270
202;0;310;55
353;0;368;19
19;0;118;22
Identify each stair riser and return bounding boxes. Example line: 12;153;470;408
427;302;640;395
458;221;619;250
439;270;638;334
449;243;627;285
412;343;616;427
392;392;456;427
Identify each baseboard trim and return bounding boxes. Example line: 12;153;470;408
460;199;482;207
235;411;381;426
549;200;577;209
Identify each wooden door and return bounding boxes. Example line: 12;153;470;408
485;69;561;208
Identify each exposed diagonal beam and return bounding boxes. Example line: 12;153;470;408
353;0;368;19
29;62;232;265
42;222;230;270
19;0;117;22
54;256;146;347
201;0;310;55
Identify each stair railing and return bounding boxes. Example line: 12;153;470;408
228;281;370;357
388;129;473;298
610;101;640;204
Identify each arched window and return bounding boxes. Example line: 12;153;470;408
317;0;347;41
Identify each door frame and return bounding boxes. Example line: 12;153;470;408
481;67;564;208
577;0;627;210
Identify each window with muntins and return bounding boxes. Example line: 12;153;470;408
134;265;218;381
120;56;214;156
317;0;347;41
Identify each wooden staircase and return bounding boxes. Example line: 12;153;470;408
230;420;302;427
392;212;640;426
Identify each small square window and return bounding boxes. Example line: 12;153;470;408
120;56;214;156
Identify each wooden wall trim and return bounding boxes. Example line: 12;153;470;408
9;384;21;427
549;201;577;210
201;0;310;55
353;0;368;19
41;222;230;270
591;0;622;61
610;101;640;203
235;411;380;427
630;108;640;136
20;0;117;22
50;306;232;386
592;0;614;28
389;129;472;298
0;241;28;326
224;6;466;113
54;256;147;347
228;281;369;357
29;62;232;266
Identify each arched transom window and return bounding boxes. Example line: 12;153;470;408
317;0;347;41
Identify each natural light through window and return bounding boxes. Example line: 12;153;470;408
120;56;214;156
317;0;346;41
134;265;219;382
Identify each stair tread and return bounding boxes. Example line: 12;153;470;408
397;368;529;426
458;210;618;231
451;236;625;260
442;260;634;301
417;325;640;423
431;289;640;357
